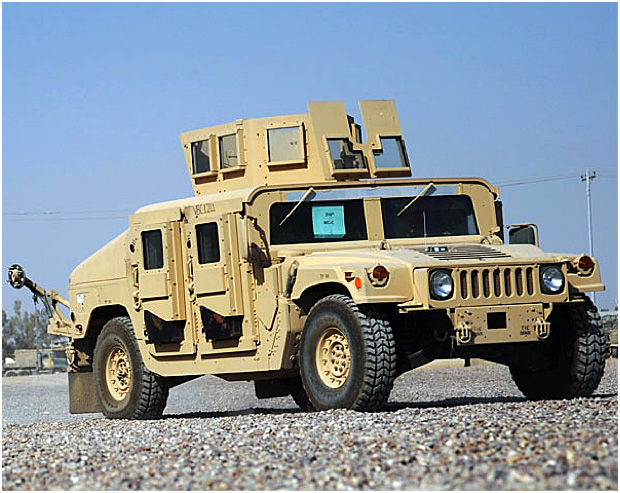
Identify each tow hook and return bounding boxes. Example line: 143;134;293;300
535;319;551;340
456;323;472;344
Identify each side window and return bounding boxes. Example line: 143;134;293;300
373;137;408;169
267;126;303;162
191;139;211;174
327;139;366;170
142;230;164;270
219;134;238;169
196;223;220;264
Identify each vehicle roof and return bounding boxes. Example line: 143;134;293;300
131;176;498;220
134;187;257;215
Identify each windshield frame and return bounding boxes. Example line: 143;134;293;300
247;179;499;251
266;185;482;247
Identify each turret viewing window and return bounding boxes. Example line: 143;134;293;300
196;223;220;264
219;134;238;169
268;126;304;162
142;230;164;270
373;137;409;169
191;139;211;174
327;139;366;170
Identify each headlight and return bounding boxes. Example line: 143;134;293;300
540;265;565;294
430;270;454;300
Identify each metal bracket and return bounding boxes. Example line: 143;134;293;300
131;264;142;311
535;319;551;340
456;324;472;345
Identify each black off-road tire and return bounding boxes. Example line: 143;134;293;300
289;377;317;411
299;295;396;411
510;297;607;400
93;316;169;419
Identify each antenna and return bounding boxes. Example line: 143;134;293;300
581;169;597;304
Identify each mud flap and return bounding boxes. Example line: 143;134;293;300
68;372;102;414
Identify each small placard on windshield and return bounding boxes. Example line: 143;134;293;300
312;205;345;239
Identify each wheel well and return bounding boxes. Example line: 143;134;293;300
77;305;130;358
295;282;352;314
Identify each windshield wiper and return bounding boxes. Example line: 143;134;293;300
396;182;435;217
278;187;315;226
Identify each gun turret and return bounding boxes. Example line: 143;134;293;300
7;264;72;332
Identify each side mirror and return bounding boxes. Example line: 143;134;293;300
507;224;539;246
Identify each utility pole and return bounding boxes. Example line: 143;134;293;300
581;168;597;304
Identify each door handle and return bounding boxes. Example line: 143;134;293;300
187;258;196;302
131;265;142;310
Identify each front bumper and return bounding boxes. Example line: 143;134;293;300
449;303;550;346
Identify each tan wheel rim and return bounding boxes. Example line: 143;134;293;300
105;346;132;400
316;327;351;388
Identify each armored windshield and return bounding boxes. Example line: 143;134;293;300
381;195;478;238
270;200;367;245
270;187;480;245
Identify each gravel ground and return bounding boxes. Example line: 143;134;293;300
2;359;617;490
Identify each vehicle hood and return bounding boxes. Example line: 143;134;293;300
299;243;577;268
70;230;128;286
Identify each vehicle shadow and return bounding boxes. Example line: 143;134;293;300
386;395;527;411
164;407;303;420
164;391;617;420
388;389;617;411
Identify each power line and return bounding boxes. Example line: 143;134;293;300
3;208;133;216
2;172;616;221
4;216;128;223
496;172;616;188
497;174;579;187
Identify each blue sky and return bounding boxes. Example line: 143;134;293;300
2;2;618;312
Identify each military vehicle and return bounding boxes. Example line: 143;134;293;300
7;100;608;419
2;348;67;377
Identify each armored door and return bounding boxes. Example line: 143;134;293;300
184;212;254;354
130;219;196;356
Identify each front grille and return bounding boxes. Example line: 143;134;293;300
458;266;536;302
424;245;511;261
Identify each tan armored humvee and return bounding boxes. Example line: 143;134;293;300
8;100;608;418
